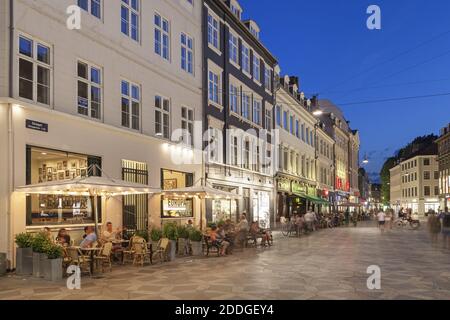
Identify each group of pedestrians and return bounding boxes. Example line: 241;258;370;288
427;207;450;248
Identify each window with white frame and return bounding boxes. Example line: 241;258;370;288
243;139;250;169
207;13;219;50
155;13;170;60
77;61;101;119
121;0;139;41
181;107;194;145
253;99;262;125
121;80;140;130
155;95;170;139
253;55;261;82
289;116;294;135
265;108;272;131
229;83;239;113
229;32;238;65
253;144;260;172
275;105;281;127
78;0;101;19
208;70;220;105
181;33;193;74
295;120;299;138
242;43;250;74
230;135;238;166
231;4;242;20
242;93;251;120
301;123;305;141
264;65;272;92
283;111;288;130
18;35;51;105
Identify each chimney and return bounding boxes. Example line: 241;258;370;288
289;76;299;88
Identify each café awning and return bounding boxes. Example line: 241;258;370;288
15;165;160;235
292;192;329;205
161;185;241;199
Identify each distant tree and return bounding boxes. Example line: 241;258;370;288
380;157;396;205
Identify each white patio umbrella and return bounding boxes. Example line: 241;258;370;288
161;184;241;230
15;165;160;235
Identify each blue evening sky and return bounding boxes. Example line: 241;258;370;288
240;0;450;182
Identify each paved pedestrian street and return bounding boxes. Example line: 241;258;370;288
1;221;449;300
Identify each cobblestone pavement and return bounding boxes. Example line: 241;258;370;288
1;221;449;300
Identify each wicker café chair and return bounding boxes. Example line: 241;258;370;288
132;237;150;267
152;238;169;263
66;247;91;276
94;242;113;273
122;236;136;265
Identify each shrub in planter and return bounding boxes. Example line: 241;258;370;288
163;223;178;261
189;229;203;256
44;244;63;282
177;226;189;256
134;230;149;242
31;232;52;278
15;233;34;275
150;228;162;250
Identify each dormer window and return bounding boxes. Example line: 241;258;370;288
231;4;242;20
250;26;259;39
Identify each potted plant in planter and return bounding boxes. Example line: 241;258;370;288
31;232;51;278
189;229;203;256
44;244;63;282
163;222;178;261
176;226;189;256
150;228;162;250
15;233;34;275
134;230;149;242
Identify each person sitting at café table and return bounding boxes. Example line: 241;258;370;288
250;221;271;247
56;228;71;246
236;214;249;247
185;219;194;229
80;226;97;248
43;227;53;242
101;222;120;241
82;226;89;239
209;225;229;256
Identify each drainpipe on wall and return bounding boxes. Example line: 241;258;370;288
6;0;15;270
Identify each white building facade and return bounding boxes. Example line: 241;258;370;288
275;75;321;220
390;154;440;216
0;0;203;268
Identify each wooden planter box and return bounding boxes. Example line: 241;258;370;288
32;252;48;278
168;240;177;261
0;253;6;276
16;248;33;275
44;258;63;282
190;241;202;256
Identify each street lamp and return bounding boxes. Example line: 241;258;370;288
362;154;369;165
312;110;324;116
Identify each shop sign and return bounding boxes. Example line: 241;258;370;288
292;182;306;194
278;180;291;192
26;119;48;132
163;199;189;211
307;187;316;197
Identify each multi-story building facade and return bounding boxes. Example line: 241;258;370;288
349;130;360;206
358;167;370;208
202;0;277;228
436;123;450;210
0;0;204;268
275;75;322;220
389;145;440;216
315;120;335;211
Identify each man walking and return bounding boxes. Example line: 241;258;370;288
377;210;386;232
